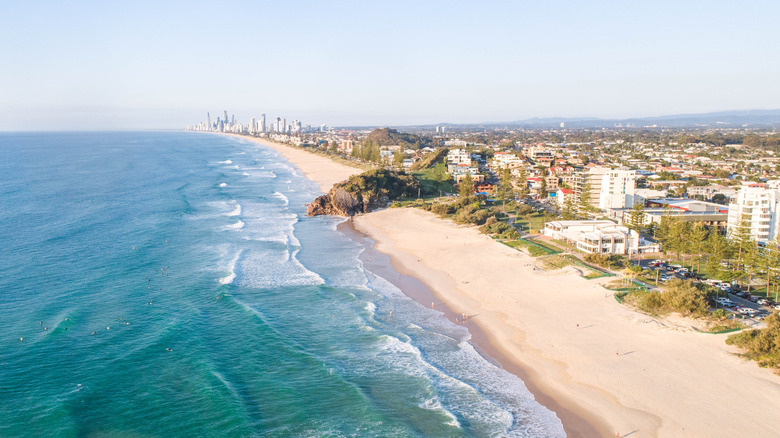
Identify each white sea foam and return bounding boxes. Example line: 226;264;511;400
223;201;241;217
237;248;324;289
224;220;244;230
349;269;565;436
419;396;461;428
271;191;289;206
218;182;227;188
219;250;243;285
242;172;249;176
217;160;233;164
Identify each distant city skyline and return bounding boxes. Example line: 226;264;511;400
1;0;778;131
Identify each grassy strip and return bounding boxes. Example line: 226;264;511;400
503;240;548;257
524;238;562;254
698;326;743;334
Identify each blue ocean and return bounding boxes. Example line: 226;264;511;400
0;131;564;437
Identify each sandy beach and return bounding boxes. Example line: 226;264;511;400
225;133;780;437
354;208;780;438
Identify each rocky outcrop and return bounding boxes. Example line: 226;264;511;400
307;169;421;217
307;186;362;216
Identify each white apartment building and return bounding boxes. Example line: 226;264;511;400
727;186;780;243
543;220;659;255
598;169;636;210
574;168;636;212
492;152;524;169
446;148;471;166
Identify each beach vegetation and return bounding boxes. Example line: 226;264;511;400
726;312;780;372
479;219;521;239
583;253;628;270
342;168;420;202
538;254;577;269
458;174;475;198
626;279;714;317
505;239;548;257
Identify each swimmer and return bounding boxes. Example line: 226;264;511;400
91;331;97;335
106;326;110;330
20;337;23;342
44;327;48;331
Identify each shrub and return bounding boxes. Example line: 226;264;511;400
627;279;713;316
431;202;455;215
584;253;628;270
727;313;780;372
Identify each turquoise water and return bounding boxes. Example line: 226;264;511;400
0;131;564;437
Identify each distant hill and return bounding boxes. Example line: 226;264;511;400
341;110;780;131
499;110;780;129
364;128;431;149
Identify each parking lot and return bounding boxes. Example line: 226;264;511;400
641;260;779;322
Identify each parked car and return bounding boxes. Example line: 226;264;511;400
757;298;770;306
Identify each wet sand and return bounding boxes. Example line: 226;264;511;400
340;220;609;437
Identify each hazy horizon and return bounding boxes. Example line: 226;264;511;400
2;0;778;130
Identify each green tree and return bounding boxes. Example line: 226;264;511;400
497;168;514;201
393;151;406;166
540;170;548;198
627;202;646;233
459;173;475;198
705;230;728;278
690;222;709;274
578;181;594;216
517;167;529;198
731;213;753;267
561;195;576;220
764;236;780;301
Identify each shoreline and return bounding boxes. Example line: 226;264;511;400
216;132;607;435
339;219;608;438
215;131;780;437
220;132;363;192
353;208;780;438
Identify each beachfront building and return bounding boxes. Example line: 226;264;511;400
605;199;730;233
543;220;659;255
573;167;608;211
598;169;636;210
726;185;780;243
573;167;637;212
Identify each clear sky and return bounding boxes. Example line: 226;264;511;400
1;0;778;130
